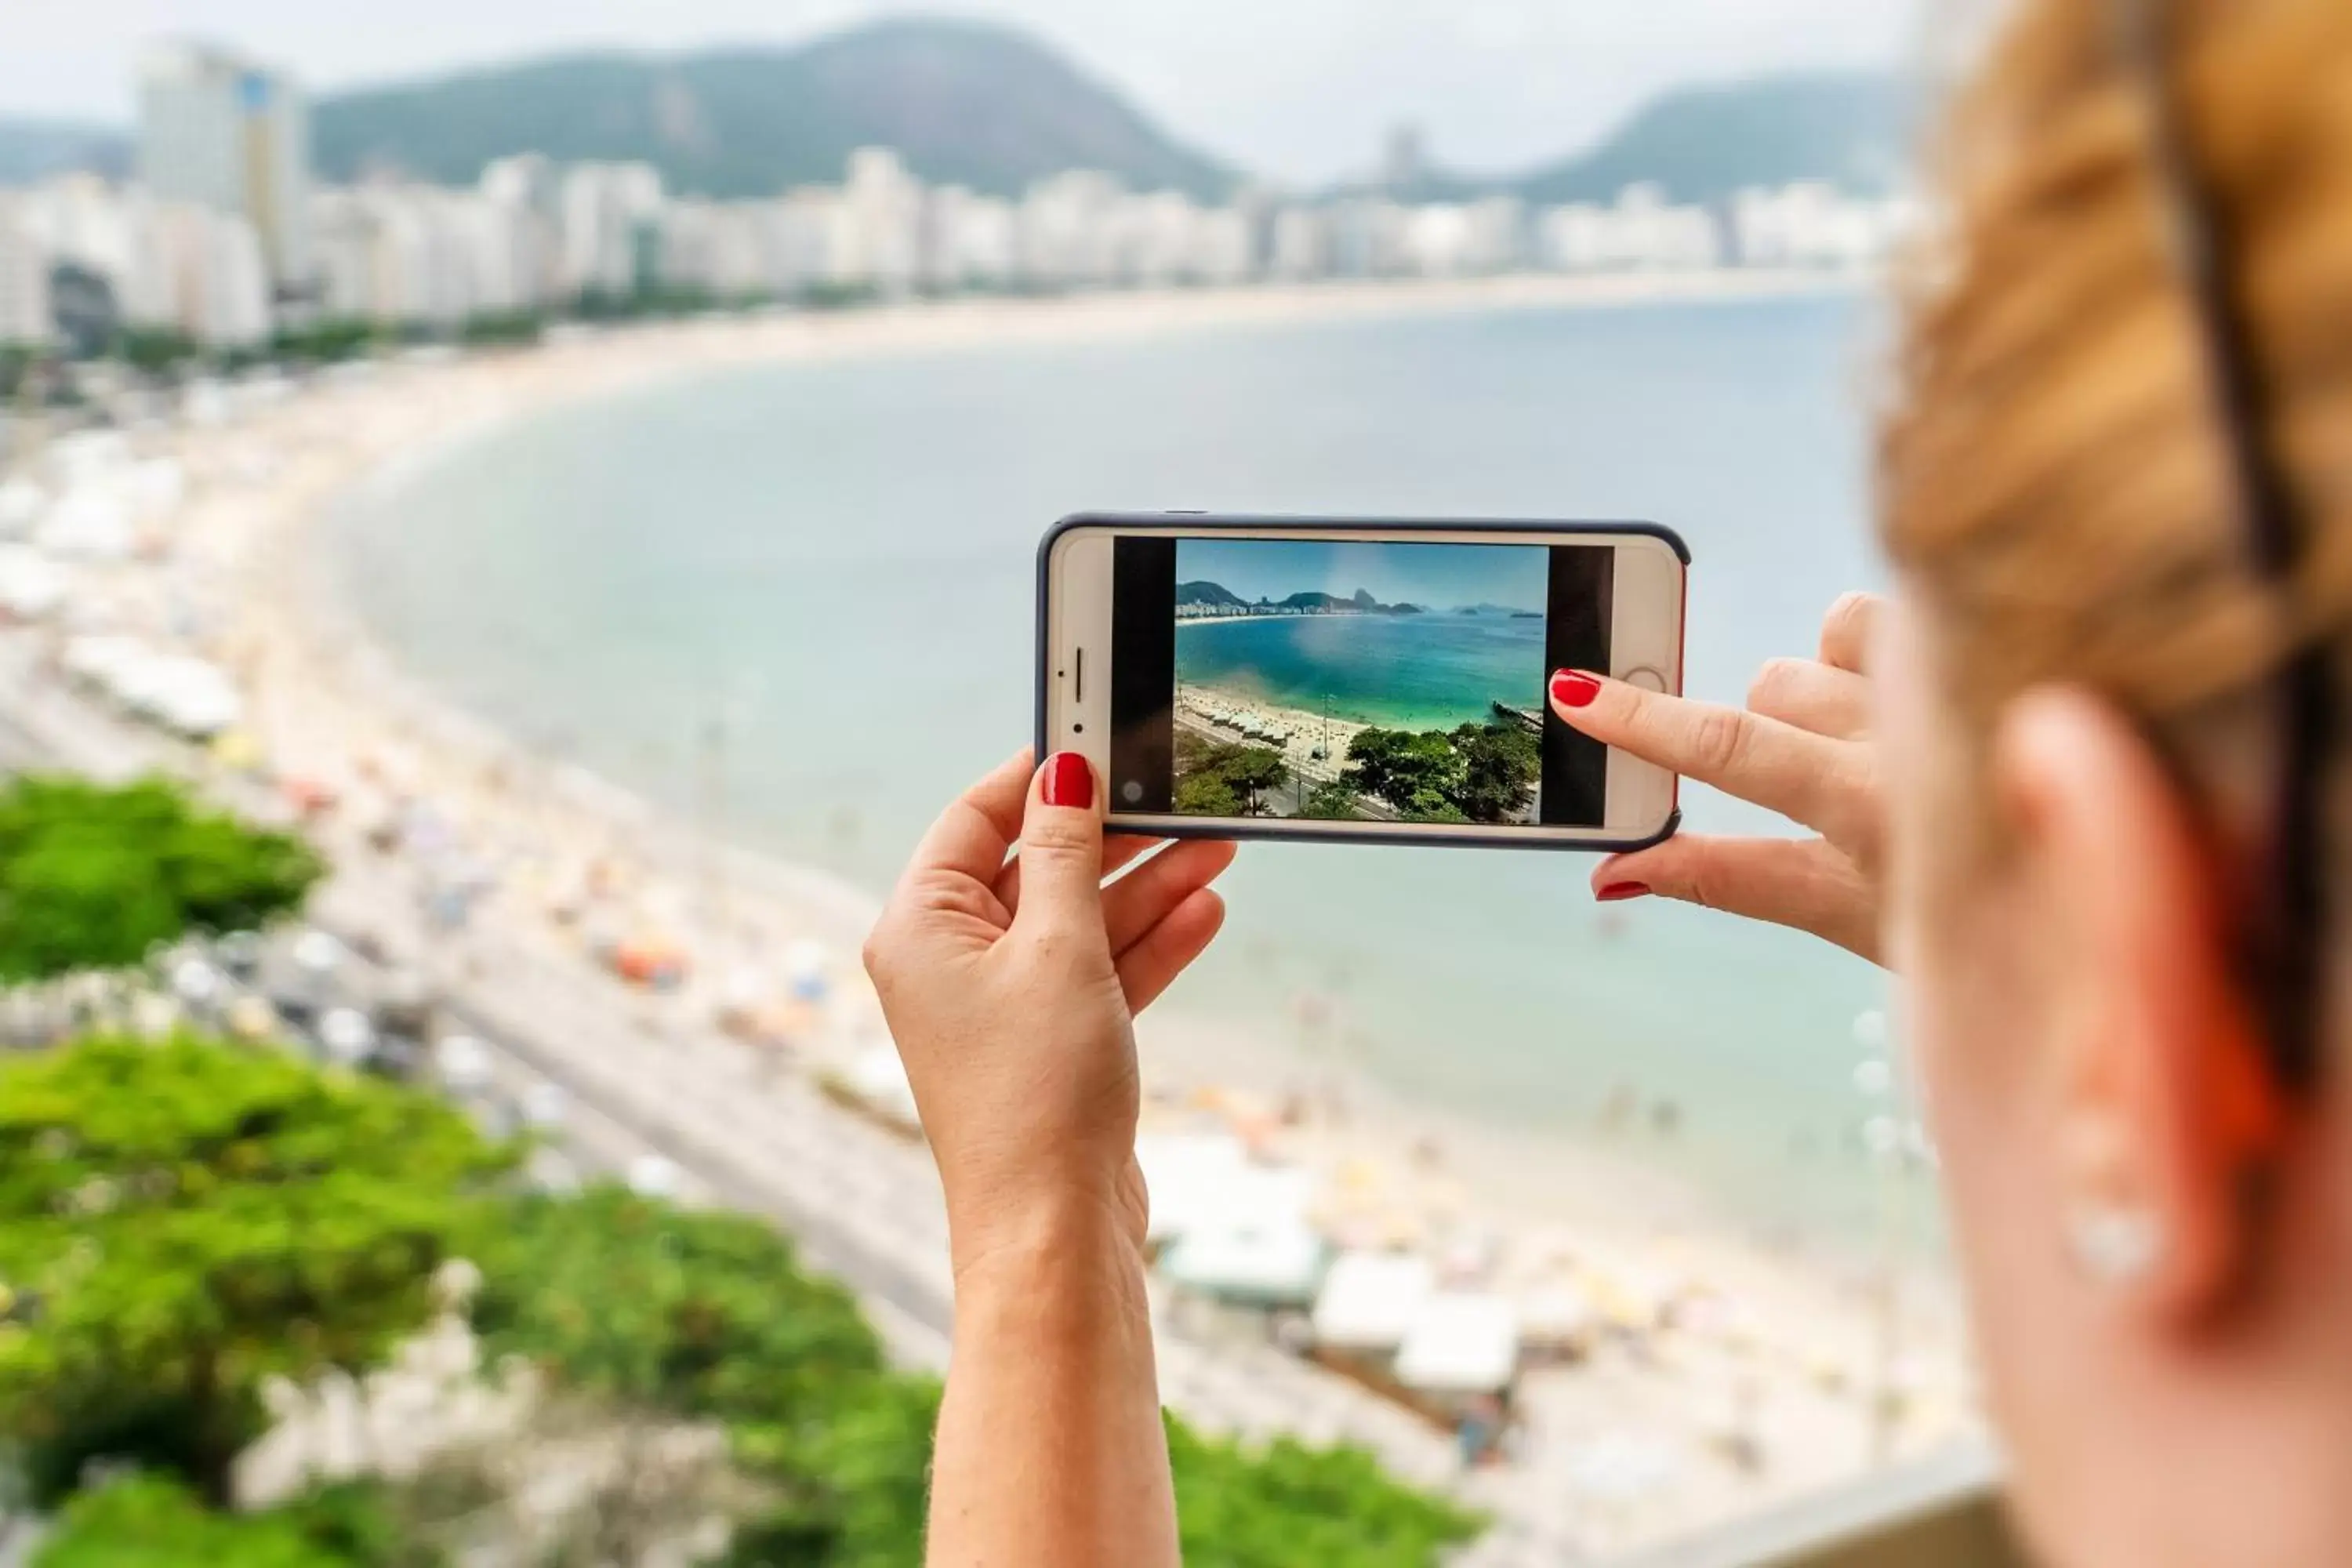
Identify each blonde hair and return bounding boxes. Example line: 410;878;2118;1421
1881;0;2352;753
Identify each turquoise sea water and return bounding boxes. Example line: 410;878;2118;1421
333;294;1898;1240
1175;613;1548;733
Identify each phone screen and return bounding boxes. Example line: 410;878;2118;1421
1108;535;1613;829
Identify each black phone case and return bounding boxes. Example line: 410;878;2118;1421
1033;511;1689;855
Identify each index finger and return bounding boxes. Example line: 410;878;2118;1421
899;749;1036;893
1551;673;1862;837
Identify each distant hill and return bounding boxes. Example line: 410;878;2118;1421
1512;72;1913;206
0;120;131;185
311;19;1238;200
1178;581;1250;609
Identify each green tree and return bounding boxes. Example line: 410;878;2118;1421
1174;771;1243;817
1168;1420;1483;1568
725;1376;942;1568
1173;735;1290;818
469;1187;909;1562
111;329;200;376
269;320;383;365
0;776;323;982
467;1186;885;1442
1343;730;1465;822
457;310;545;348
30;1473;424;1568
1449;721;1542;824
0;1036;511;1503
1301;778;1365;820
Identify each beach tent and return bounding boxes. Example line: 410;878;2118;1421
1134;1131;1250;1247
1396;1294;1521;1396
1159;1214;1328;1309
1312;1250;1438;1354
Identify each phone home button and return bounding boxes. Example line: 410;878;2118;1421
1624;666;1669;694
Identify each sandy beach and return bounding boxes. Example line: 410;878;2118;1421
0;266;1980;1558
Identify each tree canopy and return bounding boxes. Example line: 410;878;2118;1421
0;776;323;983
1169;1421;1483;1567
1344;721;1538;826
1172;734;1290;818
0;1025;1483;1564
0;1035;510;1502
1344;730;1466;822
29;1474;422;1568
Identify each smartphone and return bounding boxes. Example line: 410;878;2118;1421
1036;514;1687;851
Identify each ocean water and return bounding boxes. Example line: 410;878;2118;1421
334;294;1898;1238
1175;613;1550;733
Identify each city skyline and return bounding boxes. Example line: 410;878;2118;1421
3;1;1928;187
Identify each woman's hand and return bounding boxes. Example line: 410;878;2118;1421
1551;591;1886;964
866;750;1227;1568
862;749;1236;1274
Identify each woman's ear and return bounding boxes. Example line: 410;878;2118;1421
1994;689;2288;1322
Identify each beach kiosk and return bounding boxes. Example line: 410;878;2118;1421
1311;1250;1439;1358
1134;1131;1250;1249
1158;1215;1328;1312
1396;1293;1523;1453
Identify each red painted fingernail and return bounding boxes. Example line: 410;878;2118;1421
1043;753;1094;810
1597;882;1650;903
1552;670;1604;710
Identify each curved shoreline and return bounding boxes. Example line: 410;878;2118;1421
237;273;1922;1249
180;270;1968;1411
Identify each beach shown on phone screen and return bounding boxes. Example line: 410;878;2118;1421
1171;539;1551;824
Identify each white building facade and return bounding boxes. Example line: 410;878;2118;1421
137;42;312;293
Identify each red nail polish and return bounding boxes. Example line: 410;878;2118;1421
1597;882;1650;903
1043;753;1094;810
1552;670;1603;710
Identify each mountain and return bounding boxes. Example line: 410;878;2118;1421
311;20;1238;200
1177;581;1249;609
1511;71;1912;206
0;120;131;185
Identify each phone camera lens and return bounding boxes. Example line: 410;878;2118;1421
1121;780;1145;806
1073;723;1085;735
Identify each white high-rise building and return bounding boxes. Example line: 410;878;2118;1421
1019;171;1127;289
560;163;664;300
0;196;53;347
480;154;564;309
843;147;924;296
1268;207;1332;282
137;42;312;294
145;203;270;347
923;187;1017;292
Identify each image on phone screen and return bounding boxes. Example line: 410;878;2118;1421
1108;536;1613;829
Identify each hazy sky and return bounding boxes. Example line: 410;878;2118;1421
1177;539;1548;613
5;0;1930;184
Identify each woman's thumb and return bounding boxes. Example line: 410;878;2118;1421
1013;752;1108;937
